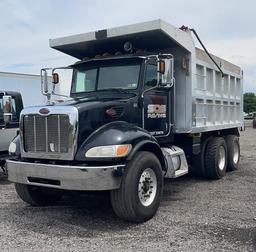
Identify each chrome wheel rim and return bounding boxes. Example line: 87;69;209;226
138;168;157;207
218;146;226;171
233;142;239;164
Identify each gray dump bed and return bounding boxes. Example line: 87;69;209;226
50;19;243;133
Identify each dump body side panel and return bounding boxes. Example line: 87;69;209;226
49;19;243;134
190;48;243;133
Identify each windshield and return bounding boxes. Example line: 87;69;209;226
71;62;141;94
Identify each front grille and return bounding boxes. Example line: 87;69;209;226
23;114;70;154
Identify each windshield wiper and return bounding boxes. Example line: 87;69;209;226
73;96;98;102
72;88;136;101
98;88;134;94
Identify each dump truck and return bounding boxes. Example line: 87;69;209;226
0;91;23;173
6;20;243;222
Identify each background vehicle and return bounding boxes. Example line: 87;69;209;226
6;20;243;222
0;72;52;173
252;112;256;128
0;91;23;173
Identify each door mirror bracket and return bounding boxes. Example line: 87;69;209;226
157;54;174;88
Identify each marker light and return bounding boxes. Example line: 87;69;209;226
85;144;132;158
159;60;165;74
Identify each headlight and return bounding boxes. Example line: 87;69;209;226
8;142;17;154
85;144;132;158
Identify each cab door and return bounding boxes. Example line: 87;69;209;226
143;63;171;137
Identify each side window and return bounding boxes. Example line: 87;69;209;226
144;64;157;90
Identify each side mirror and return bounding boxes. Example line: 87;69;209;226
2;95;13;124
41;70;49;94
157;56;174;87
52;73;59;84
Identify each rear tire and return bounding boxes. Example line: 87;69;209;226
15;183;63;206
110;151;163;223
191;138;211;178
226;135;240;171
205;137;227;179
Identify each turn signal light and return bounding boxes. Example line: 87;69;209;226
116;145;130;157
85;144;132;158
159;60;165;74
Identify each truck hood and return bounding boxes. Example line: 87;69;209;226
72;97;132;147
20;94;139;153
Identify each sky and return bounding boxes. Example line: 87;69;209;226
0;0;255;93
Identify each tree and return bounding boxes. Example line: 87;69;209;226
244;93;256;113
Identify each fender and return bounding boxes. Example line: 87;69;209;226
126;139;167;171
75;121;166;170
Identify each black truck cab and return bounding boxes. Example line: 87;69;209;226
70;56;173;145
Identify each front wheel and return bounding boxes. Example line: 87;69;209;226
110;151;163;223
15;183;63;206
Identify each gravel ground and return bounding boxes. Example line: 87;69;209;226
0;128;255;252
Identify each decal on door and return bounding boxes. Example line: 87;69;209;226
147;104;166;118
144;94;169;136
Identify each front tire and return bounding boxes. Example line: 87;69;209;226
205;137;227;179
15;183;63;206
110;151;163;223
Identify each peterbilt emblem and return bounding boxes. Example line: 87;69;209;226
106;107;117;117
39;108;50;115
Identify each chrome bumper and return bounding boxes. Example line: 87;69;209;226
7;160;124;191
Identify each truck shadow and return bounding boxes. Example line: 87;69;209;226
12;175;208;237
13;191;133;236
0;172;10;185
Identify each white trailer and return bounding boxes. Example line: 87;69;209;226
0;72;45;107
